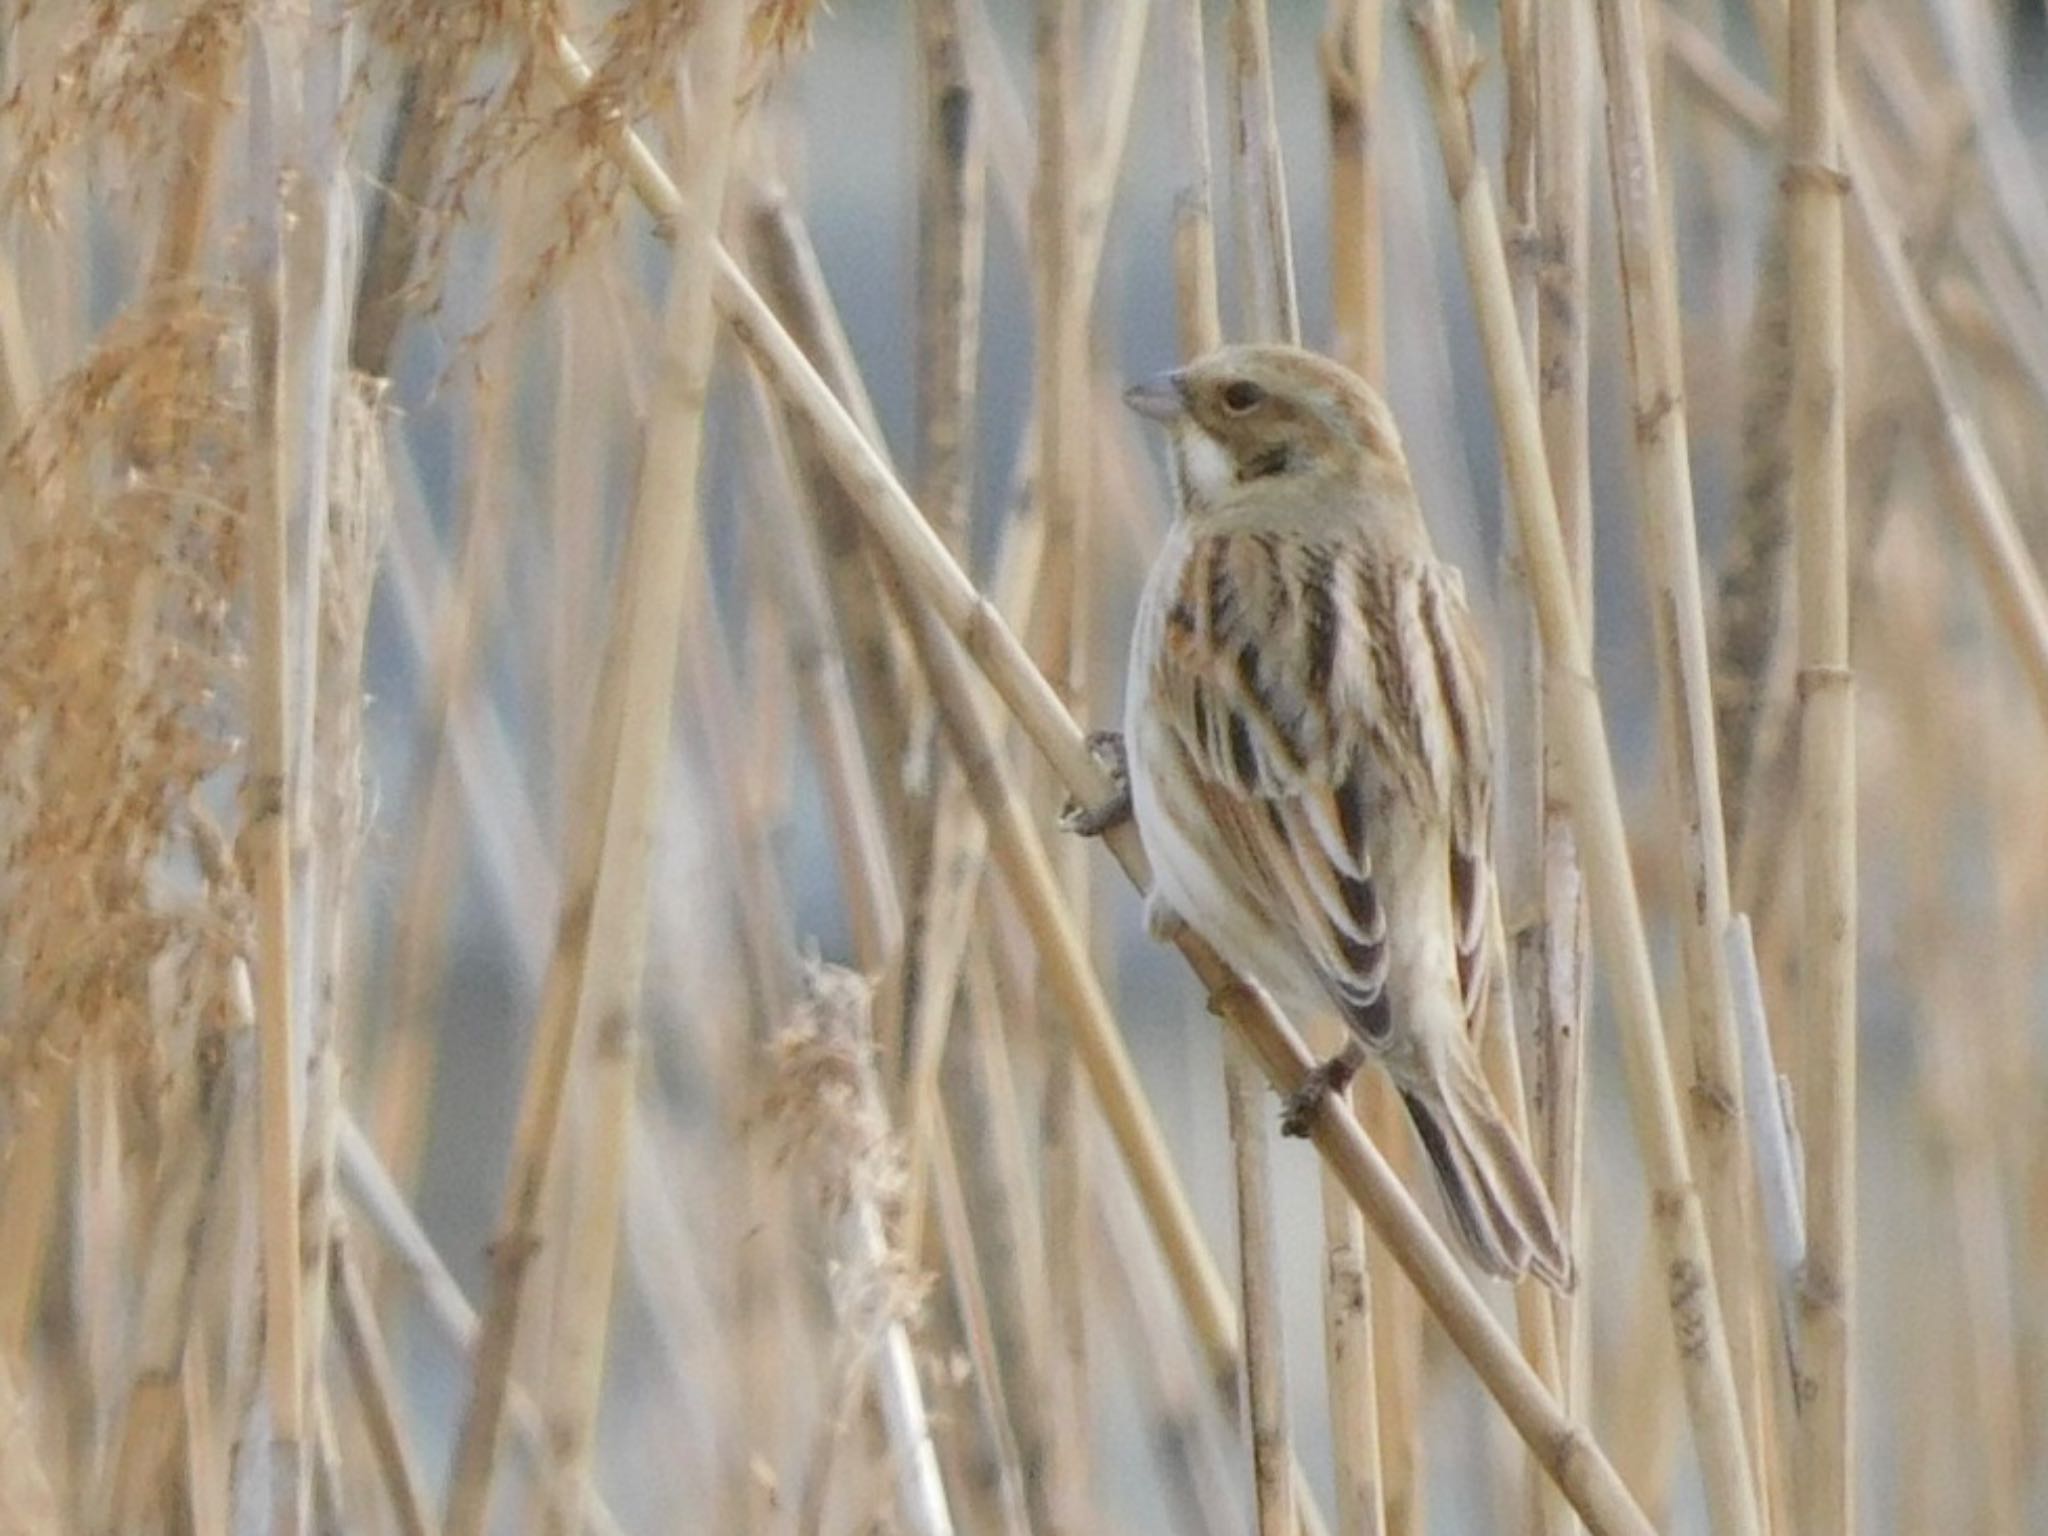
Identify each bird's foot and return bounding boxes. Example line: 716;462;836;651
1279;1044;1366;1138
1143;890;1187;944
1060;730;1132;837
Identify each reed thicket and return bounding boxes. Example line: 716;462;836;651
1;2;2043;1534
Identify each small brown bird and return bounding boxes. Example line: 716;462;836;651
1100;343;1570;1288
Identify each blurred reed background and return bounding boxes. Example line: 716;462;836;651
1;1;2045;1534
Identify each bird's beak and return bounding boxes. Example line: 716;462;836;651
1123;370;1189;422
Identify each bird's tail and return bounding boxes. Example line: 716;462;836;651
1401;1045;1574;1291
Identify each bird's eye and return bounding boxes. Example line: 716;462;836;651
1220;380;1266;414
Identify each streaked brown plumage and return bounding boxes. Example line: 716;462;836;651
1119;343;1571;1289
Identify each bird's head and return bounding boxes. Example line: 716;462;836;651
1123;344;1409;523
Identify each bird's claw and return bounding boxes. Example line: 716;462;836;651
1060;729;1132;837
1279;1052;1362;1138
1143;891;1187;944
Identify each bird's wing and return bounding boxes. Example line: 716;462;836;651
1147;531;1392;1035
1417;563;1495;1034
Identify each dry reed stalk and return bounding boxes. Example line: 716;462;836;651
1974;770;2042;1536
1920;0;2048;327
327;1234;432;1536
184;1326;229;1536
739;186;922;857
1838;137;2048;718
351;58;452;381
1783;0;1856;1525
1476;901;1571;1536
1099;1207;1240;1536
845;24;955;1140
440;11;749;1533
929;8;1148;579
915;0;984;563
335;1120;627;1536
542;278;633;816
902;0;985;1123
737;182;917;838
97;1044;239;1535
0;250;35;442
0;1076;63;1357
691;536;803;1024
897;796;1009;1267
0;1358;59;1536
1070;2;1154;295
1324;1;1385;383
1167;0;1222;360
1316;13;1389;1527
925;1100;1035;1536
1916;995;2027;1536
535;17;751;1529
63;1054;122;1502
1586;0;1778;1507
295;370;383;1507
749;378;905;973
1493;11;1581;1535
263;26;367;1504
1359;1072;1424;1536
1716;213;1797;916
1035;1055;1090;1530
899;802;999;1238
1226;0;1301;340
1019;47;1082;547
366;359;510;1197
610;1104;778;1532
1871;540;2027;1536
1499;0;1536;356
1398;8;1762;1536
1607;1239;1682;1522
949;955;1074;1535
421;345;626;1536
1894;1190;1953;1536
1030;4;1095;1522
311;1390;348;1533
1527;0;1594;1435
1224;1033;1295;1536
1661;8;1779;143
890;477;1052;1049
186;1005;259;1536
242;29;307;1535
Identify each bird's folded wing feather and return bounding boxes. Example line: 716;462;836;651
1147;531;1392;1025
1421;565;1495;1034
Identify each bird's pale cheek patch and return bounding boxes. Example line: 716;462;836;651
1175;429;1235;507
